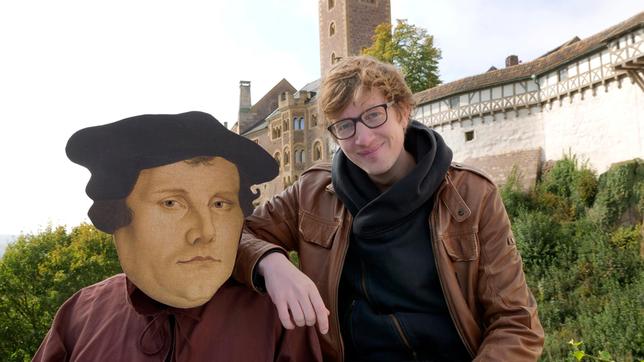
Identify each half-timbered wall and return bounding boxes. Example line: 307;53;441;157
416;27;643;175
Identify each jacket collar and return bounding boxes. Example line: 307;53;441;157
326;164;472;222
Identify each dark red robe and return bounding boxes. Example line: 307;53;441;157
33;274;321;361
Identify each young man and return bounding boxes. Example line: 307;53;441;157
235;57;544;361
34;111;321;361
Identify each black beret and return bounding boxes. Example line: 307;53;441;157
66;111;278;201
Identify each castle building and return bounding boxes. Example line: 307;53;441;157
414;12;643;188
235;0;391;205
237;4;642;202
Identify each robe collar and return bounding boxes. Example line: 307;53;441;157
125;277;203;357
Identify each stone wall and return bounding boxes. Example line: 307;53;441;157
319;0;390;77
463;149;542;190
319;0;347;77
345;0;391;56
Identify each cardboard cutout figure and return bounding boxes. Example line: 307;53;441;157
33;111;321;361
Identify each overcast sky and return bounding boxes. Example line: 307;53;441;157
0;0;641;236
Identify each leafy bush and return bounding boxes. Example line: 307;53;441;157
537;153;598;221
500;165;534;219
577;272;644;361
503;157;644;361
513;210;572;279
591;159;643;227
0;224;120;361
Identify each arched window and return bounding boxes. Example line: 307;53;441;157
273;152;281;169
283;118;289;131
328;0;334;10
284;148;290;165
295;149;305;164
313;141;322;161
329;22;336;37
292;117;305;130
271;124;282;139
331;52;341;64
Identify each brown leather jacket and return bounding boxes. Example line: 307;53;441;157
235;162;544;361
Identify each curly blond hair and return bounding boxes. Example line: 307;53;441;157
319;56;414;124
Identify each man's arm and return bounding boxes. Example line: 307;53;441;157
233;181;329;334
475;186;545;361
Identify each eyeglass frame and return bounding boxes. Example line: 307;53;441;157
326;101;395;140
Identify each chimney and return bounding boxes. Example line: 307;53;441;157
239;81;251;112
505;55;519;68
238;81;252;134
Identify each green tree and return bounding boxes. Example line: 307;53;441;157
362;19;442;93
0;224;120;361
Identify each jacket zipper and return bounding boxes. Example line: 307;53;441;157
359;260;375;306
389;314;418;360
361;259;418;360
429;198;475;358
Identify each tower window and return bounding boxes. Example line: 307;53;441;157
295;149;305;164
331;52;341;64
328;0;334;10
273;152;281;169
271;123;282;140
313;141;322;161
329;22;336;37
465;130;474;142
293;117;305;130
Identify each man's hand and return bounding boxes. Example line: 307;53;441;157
257;252;330;334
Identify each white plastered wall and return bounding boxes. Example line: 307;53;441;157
542;79;643;173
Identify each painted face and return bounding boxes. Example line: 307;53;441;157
335;89;412;185
113;157;243;308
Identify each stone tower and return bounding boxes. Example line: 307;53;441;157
319;0;391;77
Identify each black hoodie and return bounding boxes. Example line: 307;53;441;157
333;121;470;362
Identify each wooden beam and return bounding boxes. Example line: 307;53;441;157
614;56;644;71
626;70;644;92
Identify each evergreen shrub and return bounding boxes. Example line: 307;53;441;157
502;157;643;361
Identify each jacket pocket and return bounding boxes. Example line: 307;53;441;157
440;232;480;261
298;210;340;249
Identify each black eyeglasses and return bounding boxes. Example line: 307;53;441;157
326;102;394;140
